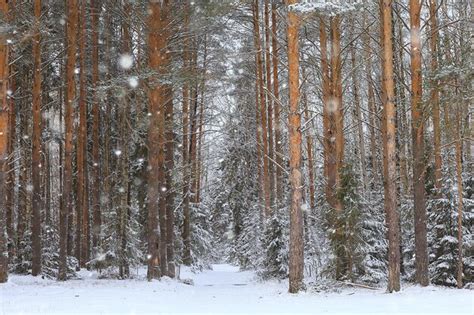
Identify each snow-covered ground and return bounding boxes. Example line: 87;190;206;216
1;264;472;314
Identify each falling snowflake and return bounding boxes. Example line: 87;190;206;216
119;54;134;70
128;76;139;88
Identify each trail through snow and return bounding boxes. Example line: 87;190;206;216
1;264;472;314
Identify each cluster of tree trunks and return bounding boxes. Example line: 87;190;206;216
283;0;466;292
252;0;284;217
0;0;467;294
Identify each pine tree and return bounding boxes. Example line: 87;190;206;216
286;0;304;294
59;0;78;281
380;0;400;292
0;0;9;284
409;0;429;286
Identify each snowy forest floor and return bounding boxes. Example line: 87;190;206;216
1;264;472;314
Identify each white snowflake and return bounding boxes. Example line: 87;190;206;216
119;54;134;70
128;76;139;88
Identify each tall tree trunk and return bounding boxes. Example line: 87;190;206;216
31;0;42;276
6;0;16;265
101;0;113;244
455;102;464;289
76;0;89;268
362;14;379;184
409;0;429;286
181;0;191;267
118;2;132;279
381;0;401;292
302;68;315;210
271;1;282;206
59;0;78;281
195;92;204;204
194;37;207;205
254;71;264;215
393;3;410;196
147;0;169;280
429;0;442;194
349;24;367;192
320;17;330;189
90;0;101;253
6;58;15;264
164;86;175;278
0;0;10;284
264;0;274;204
330;16;344;212
187;47;199;265
252;0;271;216
286;0;303;294
327;16;345;279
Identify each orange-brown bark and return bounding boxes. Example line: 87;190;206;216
31;0;42;276
0;0;10;284
409;0;429;286
429;0;442;194
381;0;401;292
286;0;304;294
147;0;170;279
90;0;101;252
59;0;78;281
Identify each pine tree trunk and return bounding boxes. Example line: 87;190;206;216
90;0;101;253
195;37;208;205
76;0;89;268
31;0;42;276
455;102;464;289
429;0;442;194
349;25;367;192
409;0;429;286
362;14;380;184
164;86;175;278
187;52;199;265
252;0;271;216
5;0;16;265
264;0;275;204
320;17;330;186
6;61;15;263
102;0;113;246
381;0;401;292
393;1;410;196
195;92;204;205
118;3;132;279
59;0;78;281
302;69;315;210
17;100;30;268
325;16;346;279
0;0;10;284
271;2;283;206
286;0;304;294
147;1;169;279
255;73;264;213
330;16;344;213
181;0;191;267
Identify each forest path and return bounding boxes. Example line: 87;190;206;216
187;263;254;287
1;264;472;314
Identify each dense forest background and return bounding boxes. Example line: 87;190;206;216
0;0;472;294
